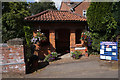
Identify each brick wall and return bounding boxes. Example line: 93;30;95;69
70;30;76;52
75;40;88;57
49;30;56;51
74;2;90;16
0;38;25;74
60;2;71;11
33;22;87;53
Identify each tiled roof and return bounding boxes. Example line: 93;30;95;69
24;10;86;22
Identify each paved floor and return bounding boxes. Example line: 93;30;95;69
25;55;118;78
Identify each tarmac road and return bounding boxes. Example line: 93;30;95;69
25;58;118;78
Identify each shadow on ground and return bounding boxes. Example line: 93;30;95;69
26;56;62;74
26;61;49;74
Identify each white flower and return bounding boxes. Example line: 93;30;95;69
38;37;41;41
31;37;38;43
31;38;34;42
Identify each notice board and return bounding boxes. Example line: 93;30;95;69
100;42;118;61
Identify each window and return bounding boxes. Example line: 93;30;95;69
83;10;87;17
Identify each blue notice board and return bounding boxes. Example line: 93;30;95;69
100;42;118;61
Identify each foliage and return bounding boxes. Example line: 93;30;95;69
2;2;31;43
90;52;99;55
44;52;57;62
31;32;47;44
2;2;57;43
2;2;10;14
87;2;119;51
80;31;92;47
24;26;33;45
112;2;120;37
29;2;57;15
80;32;88;42
71;51;82;59
35;32;47;41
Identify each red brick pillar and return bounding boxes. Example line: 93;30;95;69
70;30;76;52
49;30;56;51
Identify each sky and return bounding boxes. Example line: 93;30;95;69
27;0;83;9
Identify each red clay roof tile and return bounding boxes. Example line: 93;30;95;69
24;10;86;22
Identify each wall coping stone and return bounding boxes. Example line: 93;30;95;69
0;43;8;47
7;38;23;45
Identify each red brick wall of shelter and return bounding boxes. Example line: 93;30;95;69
74;2;90;16
70;30;76;52
0;43;25;74
49;30;56;51
32;22;87;53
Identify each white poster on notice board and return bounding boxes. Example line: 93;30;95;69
106;48;112;51
100;49;104;54
101;45;104;49
100;55;106;59
112;52;116;55
106;56;111;60
112;46;117;49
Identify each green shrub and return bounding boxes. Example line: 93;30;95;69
44;52;58;62
87;2;119;51
71;51;82;59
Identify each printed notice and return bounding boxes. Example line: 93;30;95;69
106;48;111;51
100;49;104;54
100;55;106;59
112;52;116;55
106;56;111;60
112;46;117;49
101;45;104;49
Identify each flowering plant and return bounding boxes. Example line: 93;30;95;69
81;32;88;42
31;32;47;43
71;51;82;59
80;31;92;47
44;52;58;62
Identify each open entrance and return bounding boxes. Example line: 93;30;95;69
55;29;70;54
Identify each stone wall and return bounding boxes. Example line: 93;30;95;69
0;38;25;74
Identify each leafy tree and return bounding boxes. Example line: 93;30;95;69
29;2;57;15
24;26;33;45
87;2;120;51
2;2;10;14
112;2;120;36
2;2;31;43
2;2;57;43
